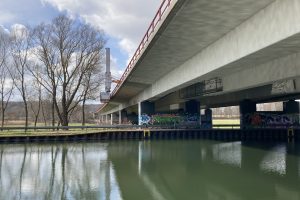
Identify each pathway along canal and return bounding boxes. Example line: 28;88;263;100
0;140;299;199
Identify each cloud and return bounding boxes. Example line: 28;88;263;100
42;0;162;59
10;24;28;39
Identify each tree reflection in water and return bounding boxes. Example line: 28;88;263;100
0;142;123;200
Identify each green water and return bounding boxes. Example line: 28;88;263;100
0;140;299;200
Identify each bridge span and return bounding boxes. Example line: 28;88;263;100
97;0;300;128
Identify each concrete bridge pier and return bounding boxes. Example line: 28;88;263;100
105;114;109;125
198;108;213;129
111;112;121;125
110;113;114;125
98;115;102;124
283;100;300;114
185;100;200;115
101;115;105;124
118;110;122;125
118;110;128;124
240;100;256;129
185;100;204;127
138;101;155;125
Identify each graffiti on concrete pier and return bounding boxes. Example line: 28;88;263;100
139;113;201;127
244;113;300;128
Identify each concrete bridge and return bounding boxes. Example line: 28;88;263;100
97;0;300;127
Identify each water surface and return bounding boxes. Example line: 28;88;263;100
0;140;300;200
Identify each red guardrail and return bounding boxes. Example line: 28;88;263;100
111;0;173;97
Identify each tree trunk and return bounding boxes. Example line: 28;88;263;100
1;109;4;128
61;111;69;127
25;103;28;129
61;81;68;127
24;100;28;130
21;73;28;130
51;98;55;127
41;101;47;126
82;99;86;126
1;95;4;128
34;104;41;128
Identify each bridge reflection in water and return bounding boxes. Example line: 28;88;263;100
0;140;299;199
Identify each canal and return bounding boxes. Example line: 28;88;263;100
0;140;299;200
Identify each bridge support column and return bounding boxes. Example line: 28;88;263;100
185;100;201;127
138;101;155;125
283;100;300;114
121;110;128;124
110;113;113;125
106;115;108;124
240;100;256;129
185;100;200;115
99;115;103;124
204;108;212;128
119;110;122;125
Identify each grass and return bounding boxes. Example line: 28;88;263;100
213;119;240;125
213;119;240;129
0;122;100;137
0;129;107;137
0;119;241;137
2;123;98;127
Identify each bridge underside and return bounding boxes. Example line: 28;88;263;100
99;0;300;127
110;0;276;104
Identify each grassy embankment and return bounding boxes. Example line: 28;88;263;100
0;122;101;136
0;119;241;136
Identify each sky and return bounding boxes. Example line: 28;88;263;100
0;0;162;81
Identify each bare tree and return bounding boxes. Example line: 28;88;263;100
9;26;31;128
31;15;105;126
81;65;103;125
0;31;13;127
40;95;50;126
28;76;43;128
29;23;58;127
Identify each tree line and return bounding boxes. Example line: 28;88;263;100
0;15;105;127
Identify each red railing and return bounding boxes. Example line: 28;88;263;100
111;0;173;97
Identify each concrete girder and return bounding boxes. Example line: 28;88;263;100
100;0;300;115
128;0;300;106
223;51;300;93
112;0;275;103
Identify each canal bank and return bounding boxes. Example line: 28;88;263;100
0;128;299;143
